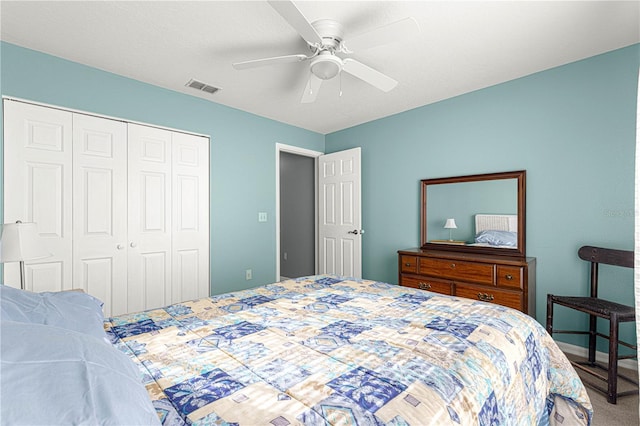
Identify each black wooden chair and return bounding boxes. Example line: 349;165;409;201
546;245;637;404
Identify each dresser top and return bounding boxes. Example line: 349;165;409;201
398;248;535;265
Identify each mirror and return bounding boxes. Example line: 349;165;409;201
421;170;526;257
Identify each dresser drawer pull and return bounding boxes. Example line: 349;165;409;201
419;282;432;290
405;263;412;267
505;274;513;280
477;292;495;302
450;263;456;269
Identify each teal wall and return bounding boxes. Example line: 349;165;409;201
2;41;639;351
0;42;324;295
325;44;640;350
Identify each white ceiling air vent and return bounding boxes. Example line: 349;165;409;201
185;79;221;95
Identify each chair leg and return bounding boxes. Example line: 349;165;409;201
607;315;619;404
588;314;597;364
546;295;554;335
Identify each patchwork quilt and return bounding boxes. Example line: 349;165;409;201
106;275;592;425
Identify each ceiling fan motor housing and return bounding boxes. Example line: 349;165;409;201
312;19;344;49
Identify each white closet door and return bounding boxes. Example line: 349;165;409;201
72;114;128;316
3;100;73;292
127;123;173;312
172;132;210;302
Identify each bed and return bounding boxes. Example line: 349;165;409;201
469;214;519;248
1;275;592;425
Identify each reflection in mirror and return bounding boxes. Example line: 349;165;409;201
427;179;517;244
421;170;526;257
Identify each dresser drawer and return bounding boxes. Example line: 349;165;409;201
400;276;453;295
419;258;494;285
400;255;418;274
455;283;523;311
497;265;523;289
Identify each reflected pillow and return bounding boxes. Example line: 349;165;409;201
475;230;518;247
0;285;107;341
0;321;160;425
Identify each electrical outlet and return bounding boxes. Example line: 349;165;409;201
245;269;252;280
283;252;288;261
258;212;267;222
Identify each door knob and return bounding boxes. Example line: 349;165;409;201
347;229;365;235
130;242;137;248
116;244;124;250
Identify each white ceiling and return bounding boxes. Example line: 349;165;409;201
1;1;638;134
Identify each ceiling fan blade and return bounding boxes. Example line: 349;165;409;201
268;0;323;46
301;73;323;103
342;58;397;92
343;17;420;52
233;54;308;70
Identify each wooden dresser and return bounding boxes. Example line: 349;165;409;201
398;248;536;315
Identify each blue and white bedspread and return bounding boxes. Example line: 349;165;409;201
107;275;592;425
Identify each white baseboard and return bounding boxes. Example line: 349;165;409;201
555;341;638;371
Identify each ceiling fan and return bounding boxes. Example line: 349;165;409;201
232;1;420;103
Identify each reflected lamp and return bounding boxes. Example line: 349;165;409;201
444;218;457;241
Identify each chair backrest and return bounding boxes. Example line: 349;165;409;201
578;245;634;298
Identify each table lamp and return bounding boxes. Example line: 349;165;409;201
444;218;457;241
0;221;50;290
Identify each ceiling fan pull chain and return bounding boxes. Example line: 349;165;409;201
339;72;343;97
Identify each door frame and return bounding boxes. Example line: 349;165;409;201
275;143;323;281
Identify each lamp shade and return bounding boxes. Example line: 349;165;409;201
443;218;457;229
0;222;50;262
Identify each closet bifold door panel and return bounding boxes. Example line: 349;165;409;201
171;131;210;304
73;114;128;316
3;99;210;316
127;124;173;313
127;124;210;312
3;100;73;292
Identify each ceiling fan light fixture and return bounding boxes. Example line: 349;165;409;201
310;54;343;80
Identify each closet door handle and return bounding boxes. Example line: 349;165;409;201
130;242;137;248
116;244;124;250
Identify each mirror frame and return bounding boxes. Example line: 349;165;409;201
420;170;526;257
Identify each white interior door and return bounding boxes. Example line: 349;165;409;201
127;123;173;312
171;131;210;302
3;100;73;292
72;113;128;316
318;147;362;278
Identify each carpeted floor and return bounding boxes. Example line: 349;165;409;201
568;355;639;425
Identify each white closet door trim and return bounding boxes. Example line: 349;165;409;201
2;96;210;139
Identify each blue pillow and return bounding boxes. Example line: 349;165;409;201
0;321;160;425
474;230;518;247
0;285;107;341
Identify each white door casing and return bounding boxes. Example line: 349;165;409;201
72;113;128;316
318;147;362;278
3;100;73;292
275;143;323;281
